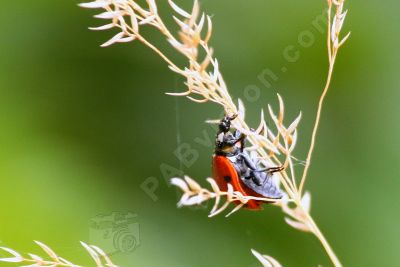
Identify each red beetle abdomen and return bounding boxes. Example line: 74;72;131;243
212;155;263;210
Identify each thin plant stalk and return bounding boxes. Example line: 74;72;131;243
303;208;343;267
299;0;345;195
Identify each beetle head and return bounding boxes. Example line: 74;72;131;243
219;114;238;133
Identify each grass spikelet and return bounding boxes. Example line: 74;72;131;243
0;241;118;267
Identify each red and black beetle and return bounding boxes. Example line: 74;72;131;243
212;115;283;210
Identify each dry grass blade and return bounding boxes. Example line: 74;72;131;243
81;242;103;266
251;249;282;267
0;241;118;267
172;177;286;217
35;240;59;262
0;247;23;263
90;245;119;267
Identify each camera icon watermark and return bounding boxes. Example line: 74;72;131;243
89;212;140;254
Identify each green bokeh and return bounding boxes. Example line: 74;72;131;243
0;0;399;266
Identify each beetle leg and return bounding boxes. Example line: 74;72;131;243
237;153;263;186
239;153;258;171
244;173;262;186
241;153;284;174
259;165;285;186
266;165;285;175
239;152;284;185
233;130;246;141
235;131;246;152
253;165;285;174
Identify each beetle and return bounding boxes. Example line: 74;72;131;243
212;114;283;210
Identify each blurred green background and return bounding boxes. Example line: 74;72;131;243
0;0;399;266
